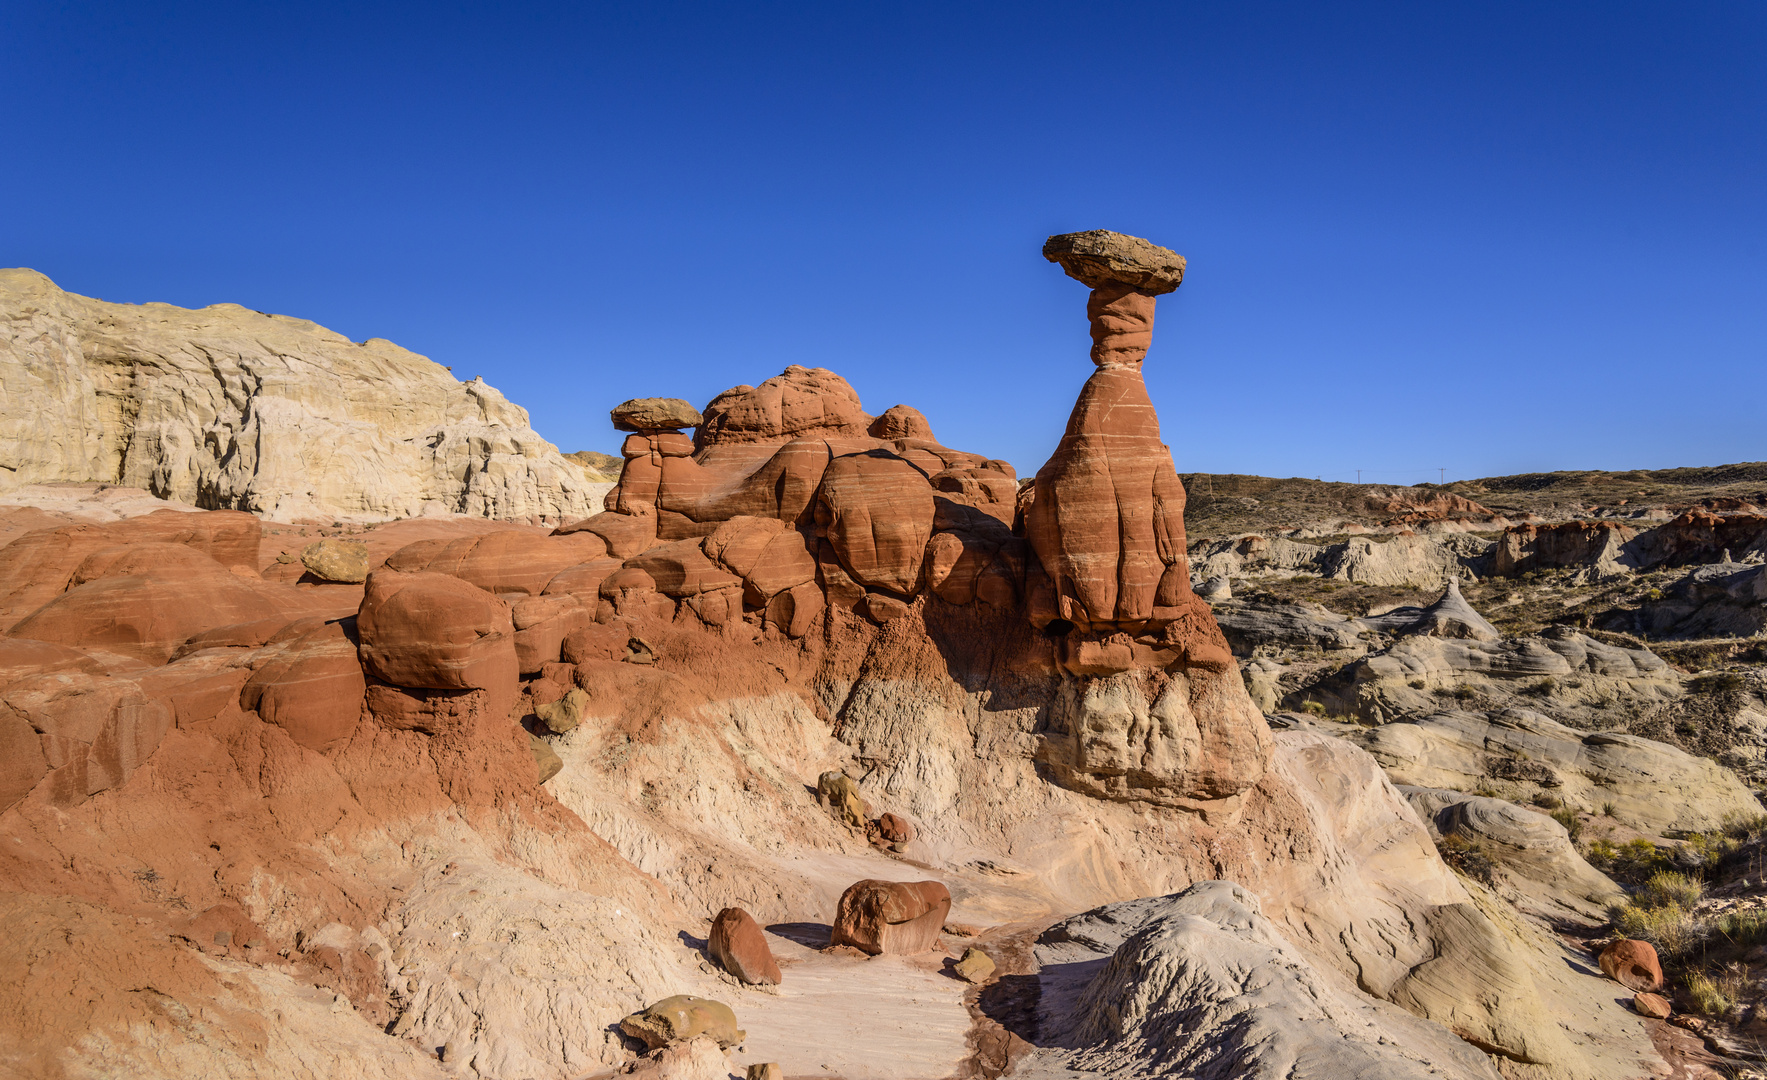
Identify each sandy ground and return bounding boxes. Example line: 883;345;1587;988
723;929;972;1080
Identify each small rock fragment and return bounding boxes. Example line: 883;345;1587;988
747;1065;783;1080
1632;992;1671;1019
535;687;588;734
954;946;995;983
528;733;563;784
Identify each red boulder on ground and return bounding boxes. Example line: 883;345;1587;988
1599;939;1664;992
830;879;950;956
708;907;781;986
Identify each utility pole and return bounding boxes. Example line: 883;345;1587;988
1439;467;1445;484
1356;469;1361;484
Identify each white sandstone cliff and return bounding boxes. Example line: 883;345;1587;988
0;268;602;523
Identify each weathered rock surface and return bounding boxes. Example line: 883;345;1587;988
0;268;602;522
1350;709;1759;833
1600;939;1664;992
302;538;371;583
612;398;704;433
1401;786;1624;923
1020;881;1501;1080
1042;230;1187;295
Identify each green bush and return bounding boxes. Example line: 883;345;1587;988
1716;909;1767;947
1640;871;1705;908
1685;970;1735;1016
1612;901;1706;959
1722;812;1767;840
1602;801;1617;817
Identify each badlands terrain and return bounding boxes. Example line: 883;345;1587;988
1;234;1765;1080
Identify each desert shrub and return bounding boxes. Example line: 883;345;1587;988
1685;970;1738;1016
1602;801;1618;817
1301;700;1327;717
1716;909;1767;947
1612;901;1707;959
1681;833;1734;870
1531;791;1563;810
1407;679;1427;690
1646;588;1665;602
1596;838;1671;880
1550;806;1583;841
1723;812;1767;841
1691;671;1747;695
1585;838;1618;868
1520;678;1556;698
1437;833;1496;884
1641;871;1706;908
1451;684;1480;701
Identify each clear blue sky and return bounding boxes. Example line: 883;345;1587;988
6;2;1764;485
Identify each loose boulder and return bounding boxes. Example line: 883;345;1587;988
708;907;781;986
356;570;517;691
830;879;950;956
619;996;744;1050
299;539;370;583
1600;939;1664;992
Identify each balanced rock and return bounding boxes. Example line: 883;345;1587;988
612;398;703;433
830;879;950;956
708;907;781;986
1599;939;1664;992
1042;230;1187;295
1025;232;1194;636
619;995;744;1050
299;539;370;583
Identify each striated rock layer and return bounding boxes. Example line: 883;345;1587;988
0;268;603;523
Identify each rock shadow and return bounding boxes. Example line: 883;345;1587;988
767;921;832;949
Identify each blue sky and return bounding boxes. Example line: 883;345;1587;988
6;2;1763;484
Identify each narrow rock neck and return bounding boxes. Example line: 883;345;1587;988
1087;282;1157;368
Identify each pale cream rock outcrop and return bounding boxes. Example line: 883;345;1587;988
1351;709;1760;834
1402;786;1625;923
0;269;603;522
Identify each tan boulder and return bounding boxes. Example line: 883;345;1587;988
830;879;950;956
299;539;369;583
535;688;587;734
954;947;995;984
1043;229;1187;295
529;733;563;784
817;770;868;828
1633;992;1671;1019
612;398;703;433
355;570;517;691
619;995;745;1050
708;907;781;986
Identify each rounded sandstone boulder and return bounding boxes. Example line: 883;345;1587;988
708;907;781;986
1599;939;1664;992
356;570;518;691
618;995;744;1050
830;879;950;956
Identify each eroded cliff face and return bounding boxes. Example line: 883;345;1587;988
0;268;603;523
0;237;1668;1080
